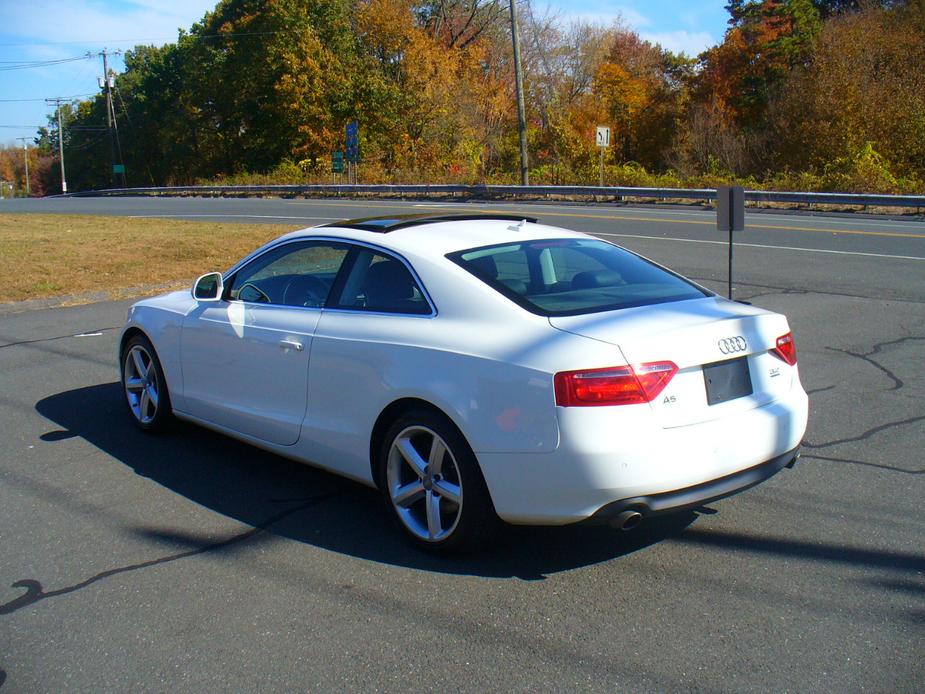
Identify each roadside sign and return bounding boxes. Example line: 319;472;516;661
346;121;359;163
716;185;745;232
596;126;611;148
716;185;746;300
112;164;125;174
332;151;344;173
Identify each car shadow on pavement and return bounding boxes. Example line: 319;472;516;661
35;382;697;580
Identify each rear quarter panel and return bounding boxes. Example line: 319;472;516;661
297;309;621;484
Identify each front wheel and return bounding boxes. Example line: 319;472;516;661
121;334;172;432
380;410;498;553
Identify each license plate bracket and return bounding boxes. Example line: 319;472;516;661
703;357;753;406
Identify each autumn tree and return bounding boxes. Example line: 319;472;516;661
415;0;505;48
30;0;925;192
594;31;690;169
768;2;925;189
696;0;821;126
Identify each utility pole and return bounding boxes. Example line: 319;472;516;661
15;137;30;196
45;98;68;194
509;0;529;186
98;49;126;187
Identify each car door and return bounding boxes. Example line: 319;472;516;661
180;240;351;446
298;246;437;480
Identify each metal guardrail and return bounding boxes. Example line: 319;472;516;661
66;184;925;209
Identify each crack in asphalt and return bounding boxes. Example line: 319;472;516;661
0;327;120;350
827;336;925;391
806;385;836;396
804;453;924;475
803;335;924;454
686;277;812;302
0;492;343;617
804;414;925;451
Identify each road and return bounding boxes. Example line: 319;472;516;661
1;197;923;692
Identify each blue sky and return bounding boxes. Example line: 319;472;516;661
0;1;729;146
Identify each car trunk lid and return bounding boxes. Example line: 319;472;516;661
549;297;793;428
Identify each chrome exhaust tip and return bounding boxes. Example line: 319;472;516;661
613;510;643;531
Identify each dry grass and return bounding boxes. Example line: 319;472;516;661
0;214;302;304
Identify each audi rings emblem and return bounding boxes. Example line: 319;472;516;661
718;336;748;354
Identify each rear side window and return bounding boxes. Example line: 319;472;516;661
448;239;708;316
330;249;432;315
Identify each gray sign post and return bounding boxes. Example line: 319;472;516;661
716;185;745;299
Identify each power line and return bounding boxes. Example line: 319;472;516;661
0;94;94;103
0;29;336;49
66;132;110;152
114;85;133;128
0;55;90;71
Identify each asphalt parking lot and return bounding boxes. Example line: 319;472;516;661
1;198;923;691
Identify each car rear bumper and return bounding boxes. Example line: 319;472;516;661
586;445;800;525
477;386;808;525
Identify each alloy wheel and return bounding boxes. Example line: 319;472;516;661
386;425;463;542
123;344;159;425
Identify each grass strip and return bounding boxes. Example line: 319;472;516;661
0;214;301;304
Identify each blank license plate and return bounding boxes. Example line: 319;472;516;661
703;357;753;406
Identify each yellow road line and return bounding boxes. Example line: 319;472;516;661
286;200;924;240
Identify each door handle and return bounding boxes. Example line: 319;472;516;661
279;339;303;352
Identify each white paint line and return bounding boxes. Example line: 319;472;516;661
74;332;102;337
593;232;925;261
398;201;925;229
128;214;336;220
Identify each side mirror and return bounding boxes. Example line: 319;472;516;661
192;272;224;301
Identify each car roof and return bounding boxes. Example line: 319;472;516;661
317;213;538;233
276;214;590;257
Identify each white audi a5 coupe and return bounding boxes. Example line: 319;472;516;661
120;213;807;551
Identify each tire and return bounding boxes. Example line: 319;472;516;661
379;409;498;553
121;334;173;432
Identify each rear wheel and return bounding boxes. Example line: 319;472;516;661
380;410;497;553
121;334;172;432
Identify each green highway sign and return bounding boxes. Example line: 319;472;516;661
332;150;345;173
112;164;125;174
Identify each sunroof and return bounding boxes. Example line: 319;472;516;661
321;213;538;233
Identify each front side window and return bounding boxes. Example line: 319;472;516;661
330;249;431;315
449;238;708;316
228;241;350;308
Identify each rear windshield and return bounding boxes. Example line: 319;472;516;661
448;238;709;316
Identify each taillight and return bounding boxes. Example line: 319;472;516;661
770;332;797;366
554;361;678;407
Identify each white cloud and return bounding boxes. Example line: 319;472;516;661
533;1;652;30
640;30;716;56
